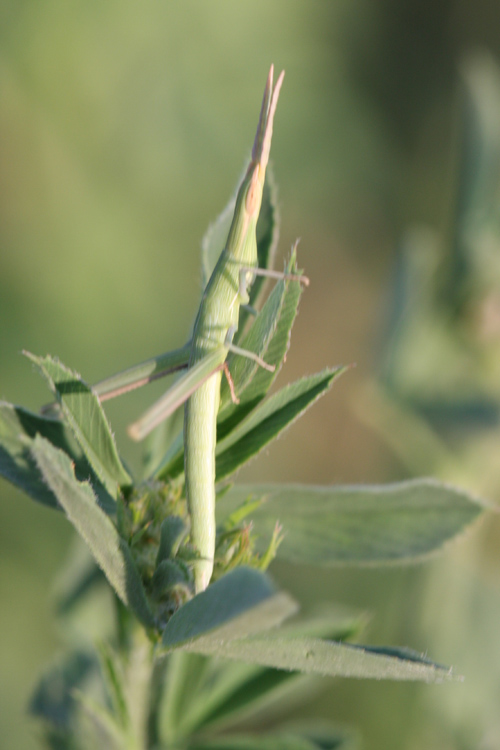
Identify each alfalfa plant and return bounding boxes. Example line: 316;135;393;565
0;65;488;750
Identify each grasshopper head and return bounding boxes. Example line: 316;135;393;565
246;65;285;218
225;66;284;262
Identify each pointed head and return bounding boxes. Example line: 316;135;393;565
225;66;285;262
245;65;285;218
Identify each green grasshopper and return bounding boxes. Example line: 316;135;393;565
95;66;309;593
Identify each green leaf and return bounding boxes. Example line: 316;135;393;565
254;170;280;297
159;601;343;746
151;560;190;597
275;605;366;642
215;368;345;482
218;265;286;415
205;608;364;729
29;650;97;729
97;643;130;731
159;606;365;738
142;402;184;480
156;516;189;564
73;689;125;747
0;402;115;513
229;253;302;410
190;667;307;736
163;572;451;681
0;401;77;510
218;251;303;423
182;632;455;683
171;658;269;739
152;428;184;482
162;567;297;650
217;480;487;565
157;652;211;745
26;353;131;496
31;435;155;628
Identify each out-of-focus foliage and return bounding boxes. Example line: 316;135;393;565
376;52;500;427
2;91;481;747
2;2;500;749
358;49;500;749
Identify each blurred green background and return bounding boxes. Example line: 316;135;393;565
2;2;500;748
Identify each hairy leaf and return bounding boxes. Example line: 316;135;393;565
182;632;454;683
218;480;487;565
218;250;303;424
0;401;115;513
26;353;131;496
29;650;97;729
181;607;364;735
215;368;345;482
162;567;297;650
31;436;155;628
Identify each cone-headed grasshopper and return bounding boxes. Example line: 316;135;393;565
96;66;308;592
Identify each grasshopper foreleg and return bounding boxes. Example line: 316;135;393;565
238;264;310;299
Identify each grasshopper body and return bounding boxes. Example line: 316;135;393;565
184;67;284;591
100;67;307;593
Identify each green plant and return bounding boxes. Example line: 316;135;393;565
350;50;500;747
360;51;500;488
0;67;488;750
